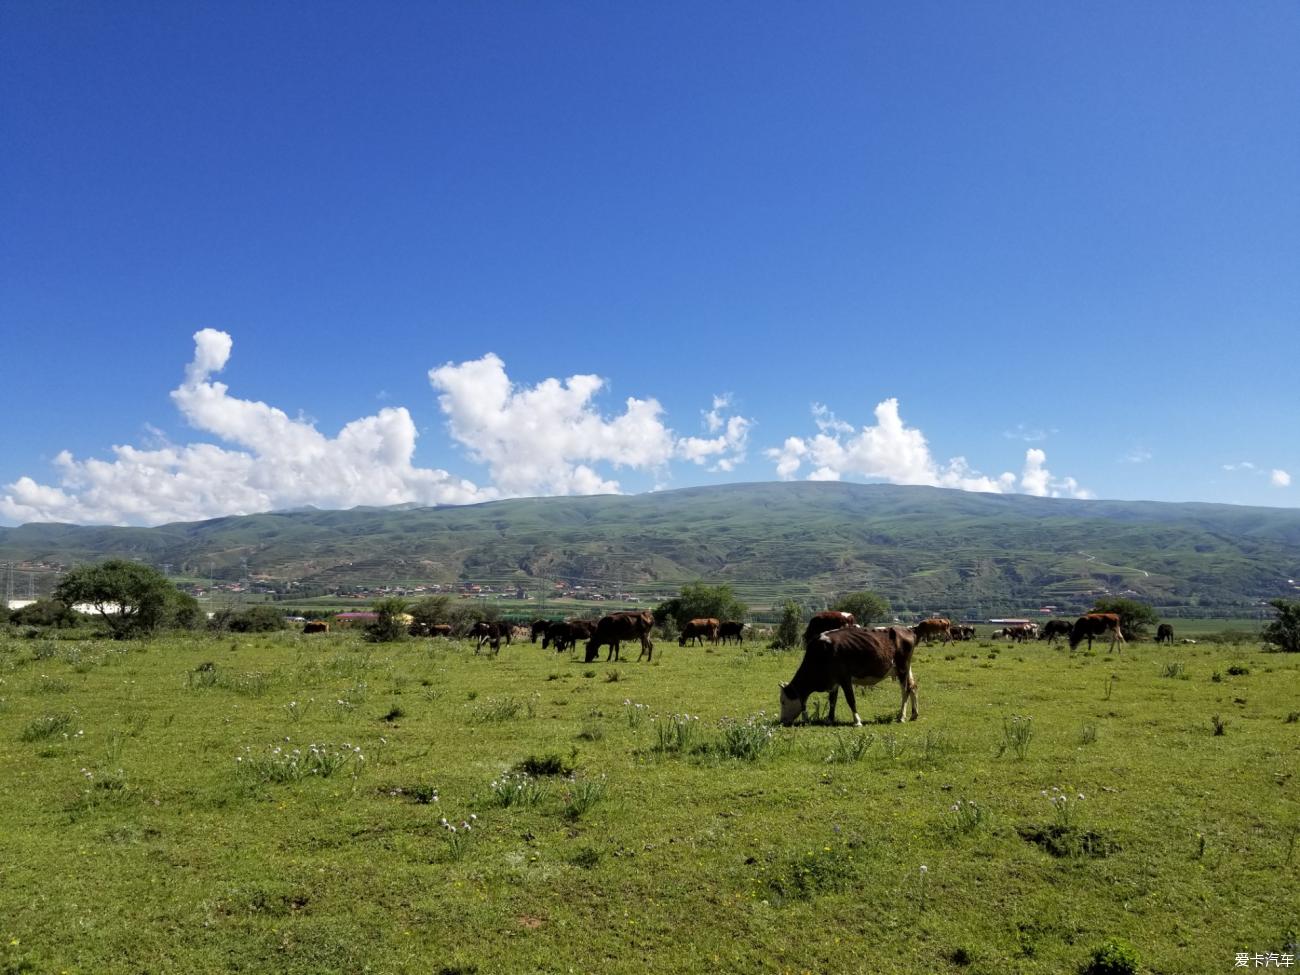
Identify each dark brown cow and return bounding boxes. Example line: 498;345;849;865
913;618;952;644
718;620;746;645
803;611;856;648
948;624;976;641
1039;619;1073;645
1005;623;1037;643
779;626;919;726
1068;613;1125;652
470;620;513;653
585;610;655;663
530;619;551;643
429;623;453;638
678;618;720;647
303;621;329;634
1156;623;1174;644
542;619;595;652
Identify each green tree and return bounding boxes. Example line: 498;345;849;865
1261;598;1300;653
54;560;184;639
1090;597;1160;642
364;597;409;643
408;595;452;636
655;583;748;631
772;600;805;650
227;605;288;633
9;599;80;629
831;590;891;627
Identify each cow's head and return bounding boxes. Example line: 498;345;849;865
778;682;804;725
583;639;599;663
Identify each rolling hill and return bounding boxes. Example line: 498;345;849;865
3;482;1300;615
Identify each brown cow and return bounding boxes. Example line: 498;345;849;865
585;611;655;663
1156;623;1174;644
1005;623;1037;643
429;623;453;638
718;620;746;645
543;619;595;652
678;618;720;647
779;625;919;726
913;618;952;644
303;621;329;634
803;611;856;648
1068;613;1125;652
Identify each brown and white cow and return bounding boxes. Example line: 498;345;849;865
718;620;746;645
1068;613;1125;652
585;611;655;663
678;618;720;647
779;625;919;726
913;618;952;644
802;611;856;648
1005;623;1037;643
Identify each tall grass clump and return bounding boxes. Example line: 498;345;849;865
713;714;776;761
487;770;548;808
563;774;608;819
235;741;366;783
945;798;989;835
825;731;873;764
651;713;700;754
20;712;74;742
997;714;1033;759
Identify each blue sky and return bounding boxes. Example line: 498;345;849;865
2;2;1297;525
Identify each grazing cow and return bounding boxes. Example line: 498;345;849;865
989;628;1006;640
779;626;919;726
948;624;976;641
1068;613;1126;653
530;619;551;643
429;623;453;638
542;619;594;652
470;620;513;653
1040;619;1073;645
585;610;655;663
303;621;329;634
678;618;720;647
1156;623;1175;644
1005;623;1037;643
913;618;952;645
803;611;856;648
718;620;746;645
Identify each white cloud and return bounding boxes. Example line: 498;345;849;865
1003;423;1054;443
1272;469;1292;488
1223;461;1291;488
1122;446;1152;464
766;400;1092;499
2;331;488;526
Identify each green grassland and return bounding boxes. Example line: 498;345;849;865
1;628;1297;975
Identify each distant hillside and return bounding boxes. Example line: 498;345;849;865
3;482;1300;615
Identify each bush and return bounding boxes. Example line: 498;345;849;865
772;600;804;649
831;591;891;626
1262;599;1300;653
654;583;748;631
1082;937;1139;975
364;597;408;643
226;605;288;633
1090;598;1159;642
8;599;79;629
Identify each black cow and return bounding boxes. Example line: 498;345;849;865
542;619;595;653
530;619;551;643
718;620;746;645
585;611;655;663
470;620;512;653
1156;623;1174;644
1040;619;1073;645
1068;613;1125;652
779;626;919;726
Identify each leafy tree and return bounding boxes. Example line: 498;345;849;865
772;600;804;650
364;597;410;643
1090;597;1159;642
9;599;80;629
226;605;288;633
408;595;452;636
1261;598;1300;653
831;590;891;627
54;560;185;638
655;583;748;631
168;590;205;630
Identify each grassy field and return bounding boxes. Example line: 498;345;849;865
1;626;1296;975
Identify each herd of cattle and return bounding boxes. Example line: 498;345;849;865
303;608;1177;726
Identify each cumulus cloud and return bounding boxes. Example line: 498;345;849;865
1;331;489;526
766;400;1092;499
1272;469;1292;488
4;336;759;526
1222;462;1292;488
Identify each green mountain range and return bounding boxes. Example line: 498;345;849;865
3;482;1299;615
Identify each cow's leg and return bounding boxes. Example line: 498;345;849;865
840;681;862;727
826;687;839;724
899;667;918;722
